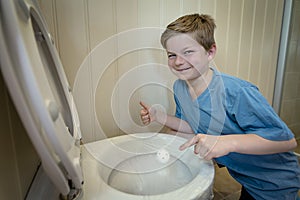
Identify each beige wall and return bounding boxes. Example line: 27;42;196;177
280;0;300;139
0;72;40;199
38;0;284;143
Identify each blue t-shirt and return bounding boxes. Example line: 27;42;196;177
173;68;300;199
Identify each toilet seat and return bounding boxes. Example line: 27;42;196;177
0;0;214;199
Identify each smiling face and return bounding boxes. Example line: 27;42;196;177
166;33;215;81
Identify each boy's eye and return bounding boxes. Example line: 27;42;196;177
184;50;193;55
168;54;176;59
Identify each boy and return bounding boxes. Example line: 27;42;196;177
140;14;300;199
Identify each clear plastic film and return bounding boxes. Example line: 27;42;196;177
84;133;214;199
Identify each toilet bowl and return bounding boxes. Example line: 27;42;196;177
81;133;214;199
0;0;214;199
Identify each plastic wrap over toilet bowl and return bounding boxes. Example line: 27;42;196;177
81;133;215;200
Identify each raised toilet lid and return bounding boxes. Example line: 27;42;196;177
0;0;83;197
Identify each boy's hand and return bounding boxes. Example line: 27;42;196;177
179;134;232;160
139;101;155;125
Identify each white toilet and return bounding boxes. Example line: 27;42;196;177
0;0;214;199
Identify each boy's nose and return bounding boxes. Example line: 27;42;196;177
175;55;185;66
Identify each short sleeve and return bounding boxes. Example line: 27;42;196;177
173;81;187;121
231;86;294;141
174;92;185;120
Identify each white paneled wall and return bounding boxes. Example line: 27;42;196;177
38;0;284;142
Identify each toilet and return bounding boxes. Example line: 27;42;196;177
0;0;214;199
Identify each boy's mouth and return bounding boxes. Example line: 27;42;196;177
175;67;192;72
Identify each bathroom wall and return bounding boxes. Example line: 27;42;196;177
0;72;40;199
280;0;300;140
38;0;284;143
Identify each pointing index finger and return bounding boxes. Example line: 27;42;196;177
179;136;198;151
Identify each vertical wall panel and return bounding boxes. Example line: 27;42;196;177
88;0;118;140
259;0;276;99
182;0;199;15
116;0;138;32
249;0;266;86
88;0;116;49
199;0;216;17
138;0;161;27
226;0;243;76
115;0;139;81
268;1;284;101
162;0;182;26
38;0;284;141
95;60;119;139
86;0;119;140
55;0;89;86
115;0;139;135
238;0;255;80
37;0;58;45
214;1;229;71
54;0;93;141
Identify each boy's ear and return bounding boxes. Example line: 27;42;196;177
207;44;217;60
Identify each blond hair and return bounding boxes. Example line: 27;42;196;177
160;14;216;51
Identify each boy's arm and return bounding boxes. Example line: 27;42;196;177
162;114;194;133
140;101;194;133
179;133;297;160
166;128;195;139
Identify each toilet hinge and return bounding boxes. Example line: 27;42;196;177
35;31;45;42
59;180;83;200
59;188;82;200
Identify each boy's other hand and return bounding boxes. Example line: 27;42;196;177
140;101;154;125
